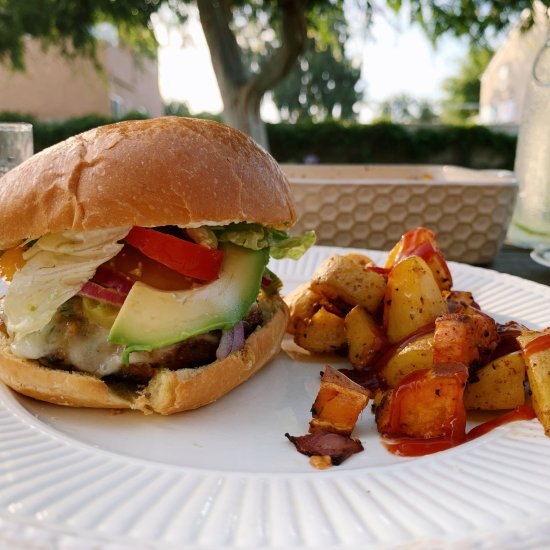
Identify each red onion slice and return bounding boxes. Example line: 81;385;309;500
216;321;245;360
92;265;134;295
79;281;126;306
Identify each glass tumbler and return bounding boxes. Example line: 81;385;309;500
507;31;550;249
0;123;34;177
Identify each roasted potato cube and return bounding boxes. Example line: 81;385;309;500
384;227;453;291
380;332;434;388
383;255;447;344
310;254;386;313
345;306;386;369
375;365;468;439
464;351;526;410
517;330;550;435
344;253;375;268
309;366;370;435
294;307;347;354
284;283;323;335
433;312;498;369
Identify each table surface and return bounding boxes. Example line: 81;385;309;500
486;245;550;285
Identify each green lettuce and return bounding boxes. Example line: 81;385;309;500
212;223;316;260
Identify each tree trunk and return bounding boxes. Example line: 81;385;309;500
221;82;268;148
197;0;307;149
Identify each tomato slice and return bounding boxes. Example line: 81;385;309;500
125;227;224;281
107;244;195;291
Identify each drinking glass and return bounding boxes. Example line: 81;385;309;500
0;122;34;177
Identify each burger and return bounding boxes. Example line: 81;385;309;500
0;117;313;414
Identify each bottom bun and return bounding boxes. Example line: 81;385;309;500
0;294;289;415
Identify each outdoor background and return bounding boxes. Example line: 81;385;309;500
1;0;546;169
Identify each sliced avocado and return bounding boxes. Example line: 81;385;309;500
108;243;269;357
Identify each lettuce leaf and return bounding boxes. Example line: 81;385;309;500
4;227;129;338
213;223;316;260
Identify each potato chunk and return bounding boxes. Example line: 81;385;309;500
345;305;386;369
517;330;550;435
375;365;468;439
309;366;370;436
310;254;386;313
379;332;434;388
433;312;498;369
384;227;452;291
284;282;323;335
294;307;347;354
464;351;526;410
383;255;447;344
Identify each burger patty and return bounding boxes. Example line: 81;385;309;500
5;297;263;381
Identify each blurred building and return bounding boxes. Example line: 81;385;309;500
479;8;548;127
0;25;163;120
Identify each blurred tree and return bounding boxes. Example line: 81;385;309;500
0;0;543;147
164;100;193;117
272;38;362;122
387;0;542;46
270;12;362;123
418;100;438;123
376;94;438;123
440;46;494;124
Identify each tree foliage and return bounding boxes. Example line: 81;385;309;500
440;46;494;124
0;0;547;146
272;36;363;122
0;0;172;69
376;94;438;124
387;0;543;46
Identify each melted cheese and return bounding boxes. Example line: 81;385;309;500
11;318;125;376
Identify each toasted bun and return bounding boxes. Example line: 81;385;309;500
0;293;288;414
0;117;297;249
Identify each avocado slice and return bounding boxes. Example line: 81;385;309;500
108;243;269;357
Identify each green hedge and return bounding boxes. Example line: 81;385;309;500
0;112;516;170
267;121;516;169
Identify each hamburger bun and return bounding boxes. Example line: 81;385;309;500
0;293;288;414
0;116;297;250
0;117;296;413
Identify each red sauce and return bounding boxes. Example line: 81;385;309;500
385;405;536;457
366;266;390;278
385;437;458;456
524;333;550;359
392;227;453;284
411;240;439;265
466;405;536;439
398;227;436;258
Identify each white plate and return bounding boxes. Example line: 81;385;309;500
530;245;550;268
2;245;550;549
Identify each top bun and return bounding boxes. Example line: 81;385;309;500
0;117;297;249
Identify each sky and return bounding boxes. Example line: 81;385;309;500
155;7;469;122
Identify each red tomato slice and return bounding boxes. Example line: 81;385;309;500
125;227;224;281
107;245;195;291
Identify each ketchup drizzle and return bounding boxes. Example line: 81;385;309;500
391;227;453;283
385;405;536;457
524;333;550;359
